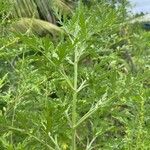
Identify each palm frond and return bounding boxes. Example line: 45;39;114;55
10;0;40;18
11;18;63;36
33;0;56;23
9;0;74;23
7;0;74;36
51;0;74;15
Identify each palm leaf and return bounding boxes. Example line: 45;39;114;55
7;0;74;36
33;0;56;23
51;0;74;15
11;18;63;36
9;0;74;23
9;0;40;18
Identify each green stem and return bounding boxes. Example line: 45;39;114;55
72;50;78;150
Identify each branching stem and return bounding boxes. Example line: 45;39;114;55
72;48;78;150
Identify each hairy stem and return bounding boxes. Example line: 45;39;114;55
72;49;78;150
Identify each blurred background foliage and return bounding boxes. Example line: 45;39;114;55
2;0;130;36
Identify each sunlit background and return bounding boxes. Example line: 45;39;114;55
130;0;150;14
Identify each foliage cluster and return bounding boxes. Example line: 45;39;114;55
0;0;150;149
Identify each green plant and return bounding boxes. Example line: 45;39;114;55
0;1;150;150
4;0;74;36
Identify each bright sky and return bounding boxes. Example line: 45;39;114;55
129;0;150;14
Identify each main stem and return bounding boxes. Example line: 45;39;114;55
72;51;78;150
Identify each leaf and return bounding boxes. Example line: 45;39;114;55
11;18;63;36
0;74;8;89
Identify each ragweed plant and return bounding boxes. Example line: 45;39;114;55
0;1;150;150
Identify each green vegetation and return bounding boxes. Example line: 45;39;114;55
0;0;150;149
